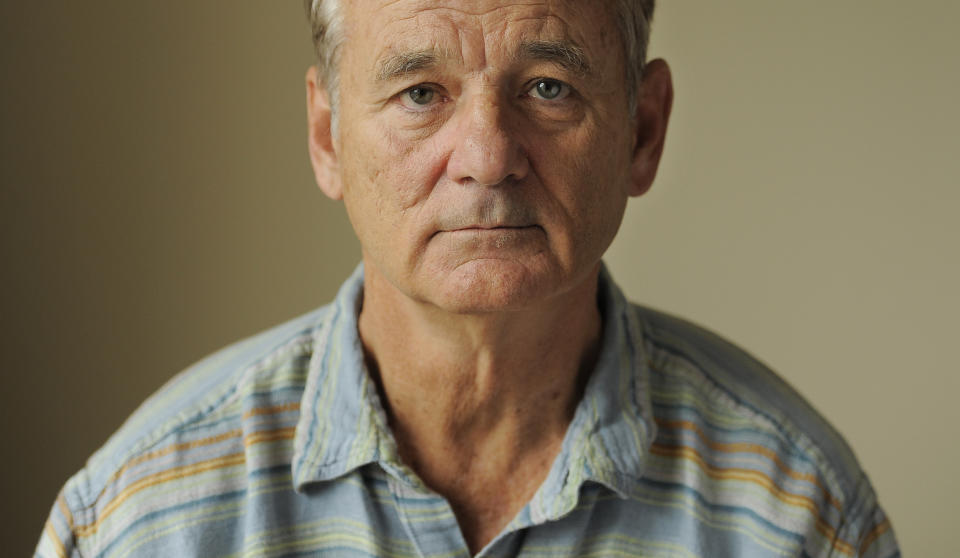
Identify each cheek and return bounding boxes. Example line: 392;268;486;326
355;121;449;213
529;127;631;256
536;125;630;214
339;117;452;265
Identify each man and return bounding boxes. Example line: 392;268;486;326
37;1;898;556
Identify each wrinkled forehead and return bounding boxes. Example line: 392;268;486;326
340;0;621;74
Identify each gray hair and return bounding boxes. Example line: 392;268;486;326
304;0;655;115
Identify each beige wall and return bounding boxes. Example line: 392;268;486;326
610;3;958;555
1;2;954;556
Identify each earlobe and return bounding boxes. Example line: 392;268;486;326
628;58;674;197
306;66;343;200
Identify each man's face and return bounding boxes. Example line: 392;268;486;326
318;0;657;313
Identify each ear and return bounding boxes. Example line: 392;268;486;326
628;58;674;197
306;66;343;200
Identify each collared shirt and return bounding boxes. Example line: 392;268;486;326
37;265;899;558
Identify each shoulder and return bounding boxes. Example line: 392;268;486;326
631;303;861;489
58;304;334;519
629;303;897;555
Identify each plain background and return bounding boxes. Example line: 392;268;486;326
2;1;956;556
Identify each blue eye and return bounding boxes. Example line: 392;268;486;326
529;79;570;101
407;87;434;104
399;85;437;109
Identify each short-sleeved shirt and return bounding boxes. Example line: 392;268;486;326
37;264;899;557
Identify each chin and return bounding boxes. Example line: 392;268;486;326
424;258;561;314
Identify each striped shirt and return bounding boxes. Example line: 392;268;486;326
37;264;899;557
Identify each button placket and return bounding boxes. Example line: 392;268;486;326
385;469;471;558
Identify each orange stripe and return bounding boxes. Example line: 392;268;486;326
651;444;820;509
74;452;246;537
650;443;856;556
44;520;68;558
656;418;844;512
859;518;892;555
244;426;296;446
819;522;856;556
56;493;74;529
125;429;243;469
86;429;243;508
242;401;300;419
74;421;296;538
86;403;299;509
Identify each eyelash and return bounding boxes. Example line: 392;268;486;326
396;84;446;112
525;78;572;101
393;78;576;114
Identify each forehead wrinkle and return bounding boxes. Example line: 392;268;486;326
363;2;607;84
368;10;469;81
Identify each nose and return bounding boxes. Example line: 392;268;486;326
446;94;530;187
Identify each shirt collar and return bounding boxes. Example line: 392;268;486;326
292;264;399;491
292;263;657;503
526;264;657;522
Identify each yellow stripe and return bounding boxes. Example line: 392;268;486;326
110;499;245;558
241;401;300;420
43;520;68;558
56;493;74;529
656;418;844;512
650;442;856;555
525;533;699;558
247;531;416;558
631;482;799;553
87;429;243;508
243;426;295;446
238;516;416;548
120;509;246;558
651;443;821;509
74;452;246;537
823;525;856;556
858;518;892;555
75;422;294;539
87;403;298;510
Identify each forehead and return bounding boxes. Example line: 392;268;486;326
341;0;620;71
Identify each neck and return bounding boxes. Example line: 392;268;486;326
357;261;604;552
357;262;603;477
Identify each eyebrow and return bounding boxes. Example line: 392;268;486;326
373;39;592;84
517;40;592;77
375;50;439;83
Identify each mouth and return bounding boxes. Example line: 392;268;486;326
437;224;540;235
453;225;535;231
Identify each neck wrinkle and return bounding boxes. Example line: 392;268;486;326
357;262;603;475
